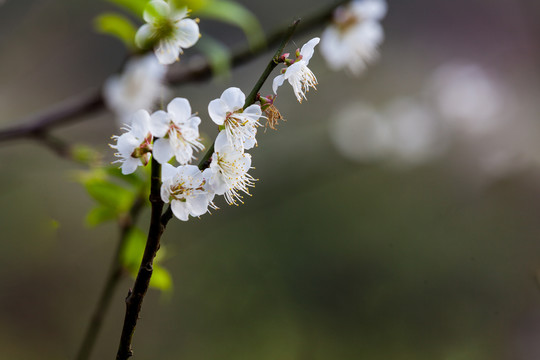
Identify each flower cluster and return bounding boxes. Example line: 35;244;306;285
320;0;387;76
110;35;324;222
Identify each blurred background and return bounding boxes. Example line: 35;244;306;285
2;0;540;359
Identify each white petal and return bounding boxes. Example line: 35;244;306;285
272;75;285;94
144;0;170;23
208;99;228;125
167;97;191;123
155;39;179;65
186;116;201;128
173;142;193;165
171;200;190;221
135;24;153;48
116;133;139;156
130;110;151;139
352;0;388;20
161;162;177;181
300;37;320;65
187;194;209;216
121;158;140;175
243;104;262;121
153;138;175;164
182;164;202;179
149;110;170;138
220;87;245;111
160;182;171;203
175;18;200;49
214;130;229;152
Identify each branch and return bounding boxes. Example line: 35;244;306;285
114;19;302;359
116;158;165;360
76;194;146;360
0;0;347;144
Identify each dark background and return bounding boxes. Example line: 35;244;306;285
1;0;540;359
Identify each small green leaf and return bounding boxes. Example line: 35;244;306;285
84;179;134;212
85;206;118;227
150;265;173;291
120;228;173;292
194;0;265;50
95;13;138;49
120;227;147;271
106;0;149;18
174;0;211;12
196;35;231;79
105;165;146;187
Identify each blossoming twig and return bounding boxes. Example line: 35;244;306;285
0;0;348;146
114;18;302;359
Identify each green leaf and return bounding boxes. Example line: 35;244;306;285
95;13;138;49
85;206;118;227
196;35;231;79
105;165;146;187
194;0;265;50
106;0;149;18
120;228;173;292
84;179;134;212
150;265;173;291
174;0;211;12
120;227;147;271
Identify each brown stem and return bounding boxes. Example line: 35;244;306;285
76;195;146;360
115;158;169;360
0;0;347;144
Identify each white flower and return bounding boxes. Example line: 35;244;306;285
320;0;387;76
104;54;167;125
110;110;153;174
203;131;255;205
208;87;262;151
150;97;204;165
135;0;200;65
273;37;320;103
161;163;215;221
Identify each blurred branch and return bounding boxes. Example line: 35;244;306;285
114;19;302;359
0;0;346;145
76;193;146;360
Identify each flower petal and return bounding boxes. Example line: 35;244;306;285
167;97;191;123
272;74;285;94
175;18;200;49
155;39;179;65
161;162;177;181
187;194;209;217
214;130;229;152
149;110;170;138
300;37;320;65
208;99;228;125
144;0;170;23
135;24;153;48
220;87;245;111
130;110;151;139
121;157;140;175
171;200;190;221
153;138;175;164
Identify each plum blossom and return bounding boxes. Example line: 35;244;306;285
110;110;153;174
320;0;387;76
208;87;262;151
104;54;167;125
203;131;255;205
150;97;204;165
135;0;200;65
161;163;215;221
273;37;320;103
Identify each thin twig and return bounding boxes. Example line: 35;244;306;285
76;194;146;360
0;0;346;144
114;19;302;359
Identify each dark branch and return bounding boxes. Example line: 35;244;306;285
0;0;346;144
76;194;146;360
